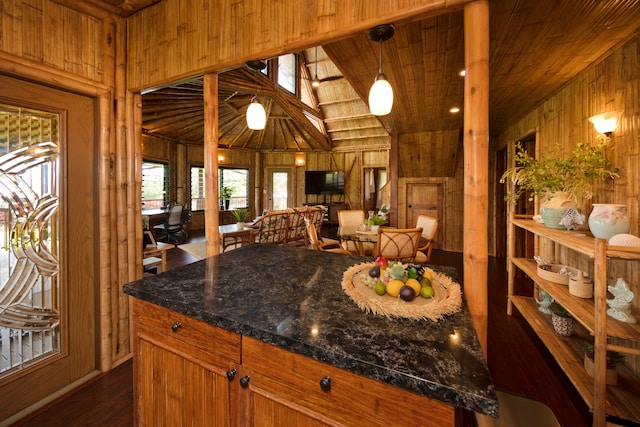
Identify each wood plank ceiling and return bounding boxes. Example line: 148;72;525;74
87;0;640;174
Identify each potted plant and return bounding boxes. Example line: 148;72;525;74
231;207;250;228
500;140;619;228
583;342;622;385
220;186;232;210
366;214;387;232
550;303;574;336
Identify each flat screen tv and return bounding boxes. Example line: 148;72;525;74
305;171;345;195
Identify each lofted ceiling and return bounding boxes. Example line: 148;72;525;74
94;1;640;164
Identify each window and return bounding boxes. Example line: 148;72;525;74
142;161;169;209
278;53;297;95
220;168;249;210
190;165;205;212
189;166;249;211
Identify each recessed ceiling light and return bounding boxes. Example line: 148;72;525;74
458;70;466;77
450;107;460;113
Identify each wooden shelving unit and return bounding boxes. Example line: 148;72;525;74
507;217;640;427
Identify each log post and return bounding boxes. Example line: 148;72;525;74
463;0;489;355
204;73;220;256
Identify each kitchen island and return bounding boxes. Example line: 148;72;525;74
124;244;497;426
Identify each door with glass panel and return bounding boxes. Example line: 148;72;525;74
0;75;97;421
268;168;293;211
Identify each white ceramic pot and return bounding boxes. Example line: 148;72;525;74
588;204;630;241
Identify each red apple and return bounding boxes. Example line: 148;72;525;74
375;256;388;267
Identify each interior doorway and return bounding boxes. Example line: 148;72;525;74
363;167;388;213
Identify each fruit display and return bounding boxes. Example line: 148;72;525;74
341;260;462;321
361;256;436;301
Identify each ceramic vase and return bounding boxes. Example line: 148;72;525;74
540;192;577;229
588;204;630;241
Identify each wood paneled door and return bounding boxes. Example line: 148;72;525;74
0;75;98;422
406;182;443;249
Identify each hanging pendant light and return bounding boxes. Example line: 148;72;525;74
246;60;267;130
368;24;395;116
311;46;321;88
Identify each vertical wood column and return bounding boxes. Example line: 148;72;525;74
463;0;489;355
389;132;398;228
203;74;220;256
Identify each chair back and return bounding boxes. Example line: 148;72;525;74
416;215;438;241
166;204;184;227
376;227;423;262
338;210;365;227
304;218;321;250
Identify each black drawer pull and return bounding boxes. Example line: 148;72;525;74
240;376;250;389
171;322;182;332
320;376;331;392
226;368;237;380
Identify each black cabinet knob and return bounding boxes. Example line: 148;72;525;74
240;376;250;389
319;376;331;392
226;368;237;381
170;322;181;332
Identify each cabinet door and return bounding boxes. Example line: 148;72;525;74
240;336;454;427
137;338;235;426
132;300;241;426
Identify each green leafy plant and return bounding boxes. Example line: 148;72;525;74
231;207;250;223
552;302;572;318
500;140;619;204
583;342;623;367
220;186;233;200
366;214;387;226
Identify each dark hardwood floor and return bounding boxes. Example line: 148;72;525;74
12;228;591;427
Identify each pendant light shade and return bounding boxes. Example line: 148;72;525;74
369;73;393;116
368;24;395;116
311;46;321;88
245;60;267;130
247;96;266;130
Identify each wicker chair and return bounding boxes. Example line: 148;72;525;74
305;219;350;254
414;215;439;263
375;227;423;262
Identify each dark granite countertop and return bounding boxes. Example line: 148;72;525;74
124;244;498;417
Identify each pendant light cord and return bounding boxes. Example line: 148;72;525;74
378;39;383;74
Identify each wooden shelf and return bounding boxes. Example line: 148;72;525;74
511;219;640;260
512;257;640;342
511;297;640;423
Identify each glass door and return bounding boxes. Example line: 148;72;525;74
0;75;97;421
268;169;292;211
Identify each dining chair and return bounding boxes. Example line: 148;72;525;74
305;218;350;254
152;204;187;245
337;209;372;254
375;227;423;262
414;215;439;263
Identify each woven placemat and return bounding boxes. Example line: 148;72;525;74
342;262;462;321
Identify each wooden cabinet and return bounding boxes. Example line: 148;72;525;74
132;299;242;426
132;300;456;427
240;336;454;427
506;217;640;427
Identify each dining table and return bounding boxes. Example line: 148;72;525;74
337;225;379;256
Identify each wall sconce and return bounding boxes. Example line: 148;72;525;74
295;152;306;166
218;152;225;163
368;24;395;116
246;60;267;130
588;111;623;137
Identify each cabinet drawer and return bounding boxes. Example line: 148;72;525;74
242;336;454;426
133;299;241;365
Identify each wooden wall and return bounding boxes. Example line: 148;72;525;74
496;35;640;371
126;0;471;90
